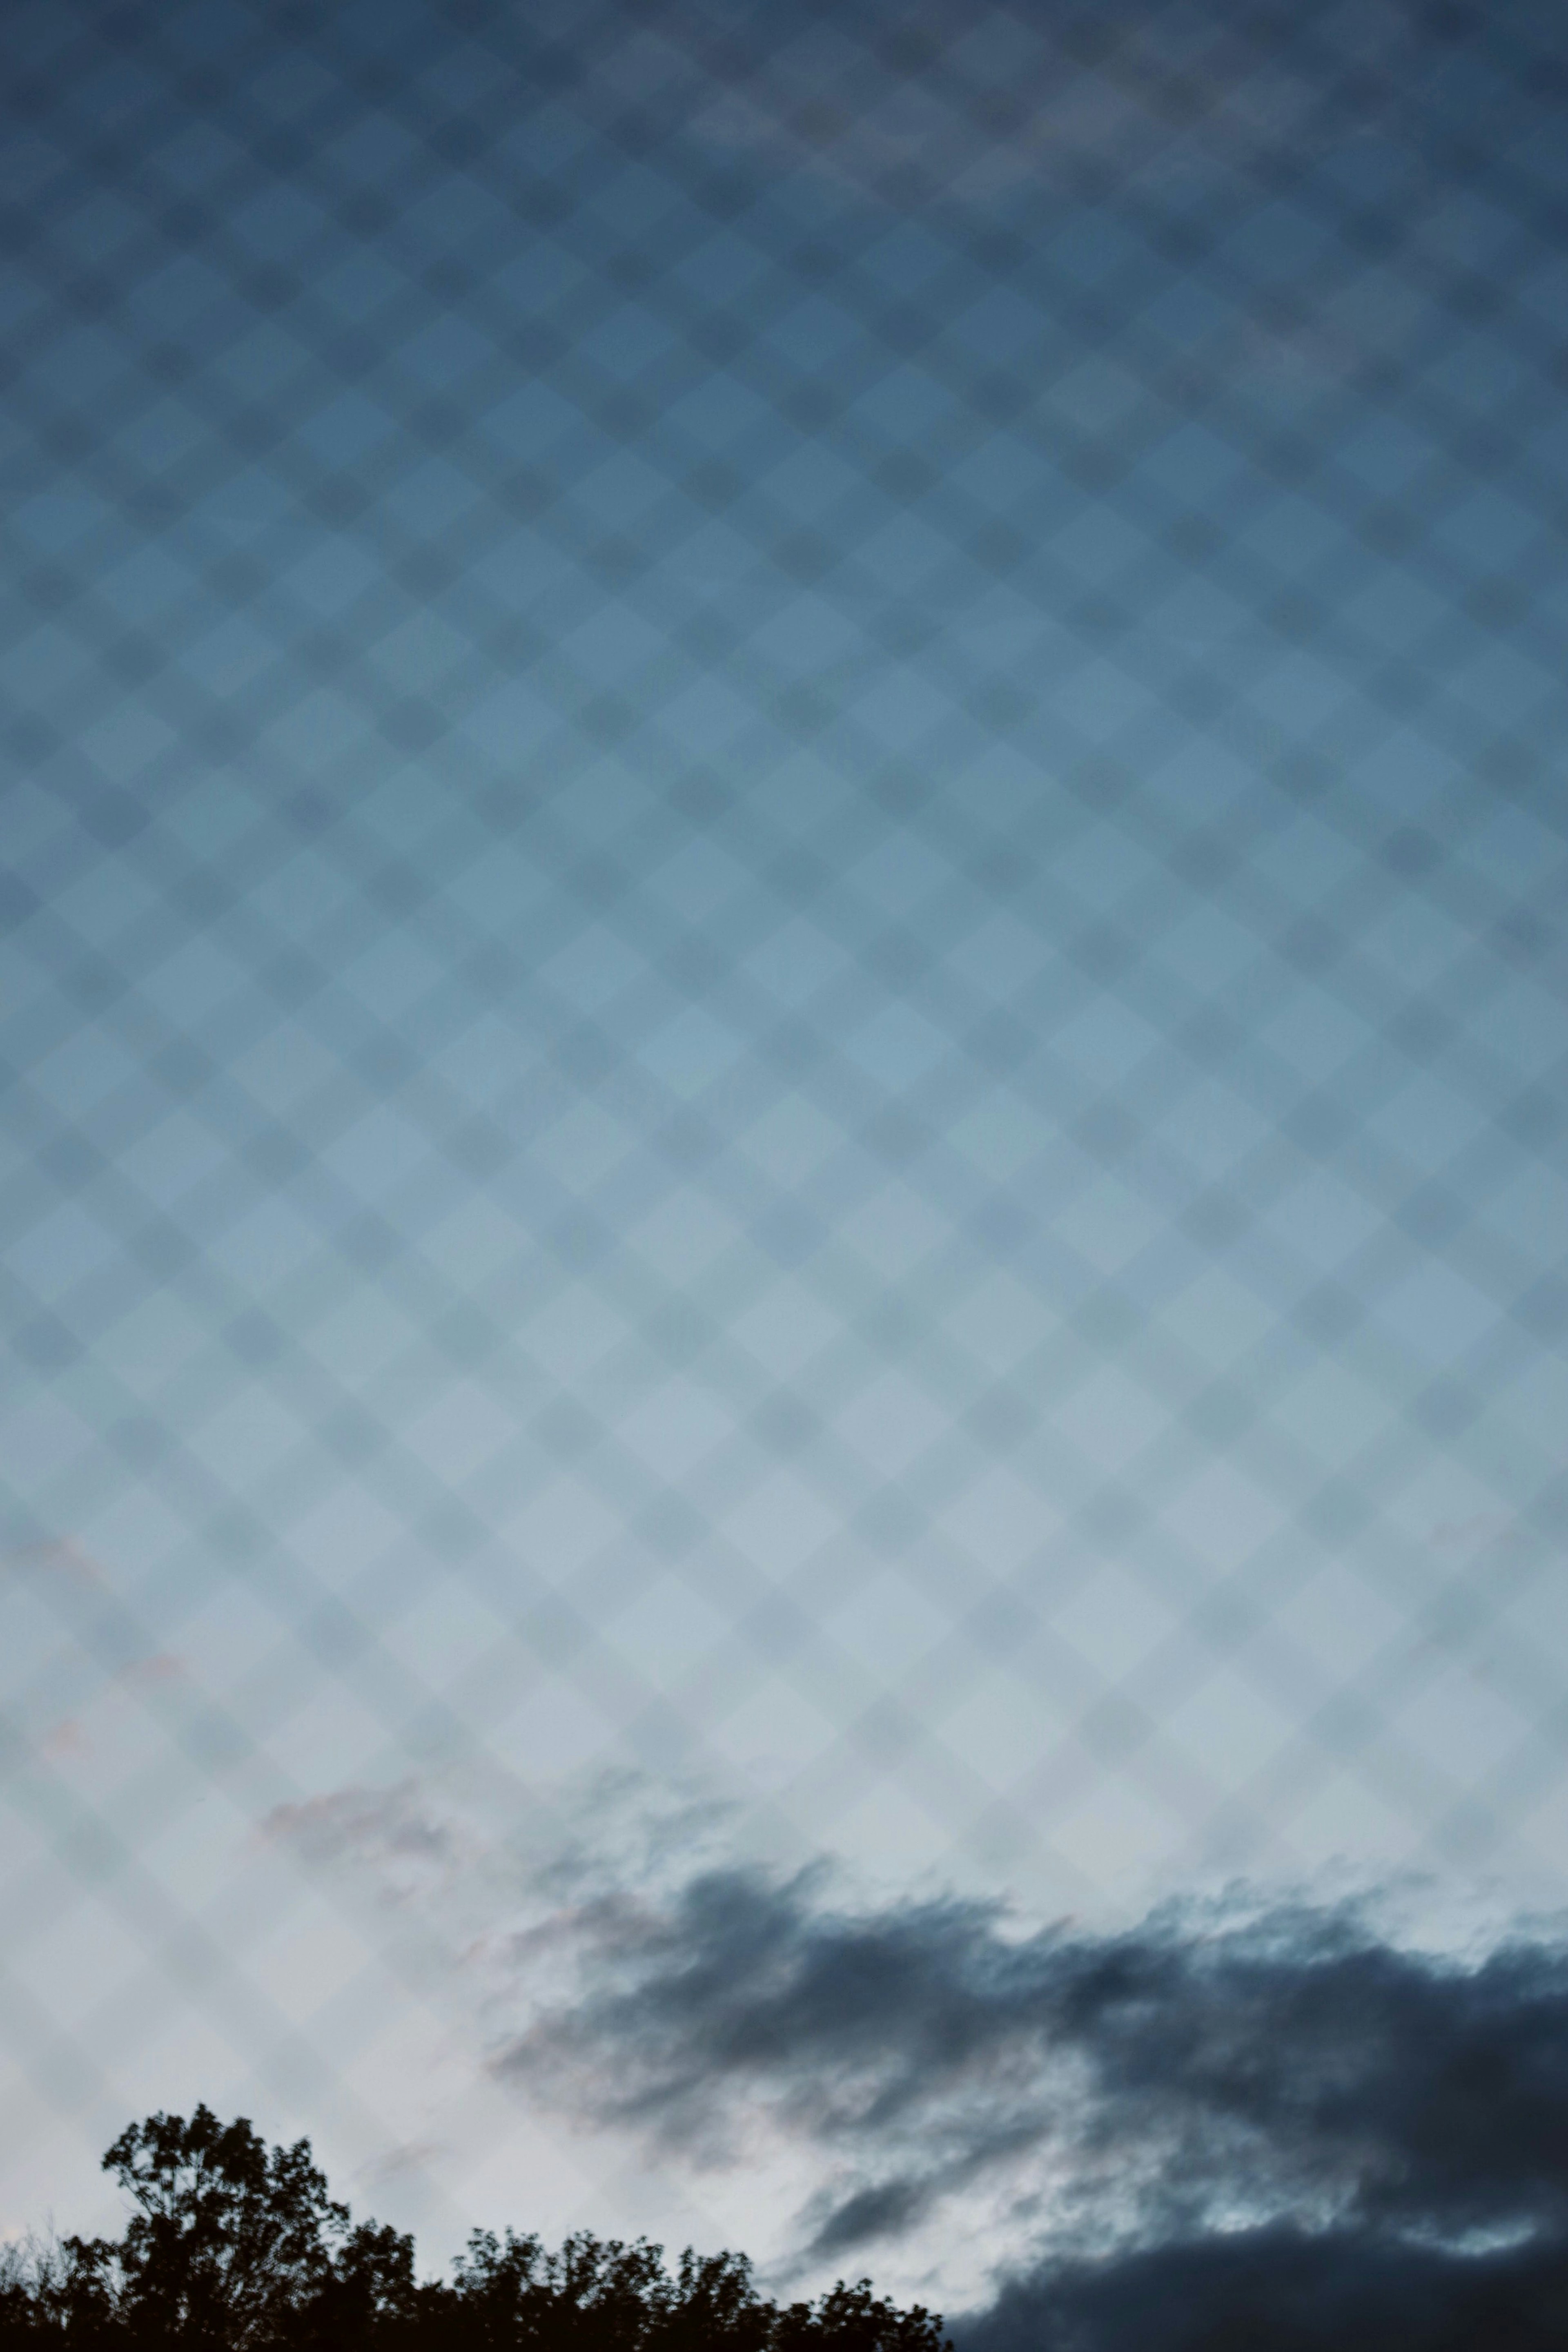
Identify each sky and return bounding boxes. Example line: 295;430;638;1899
3;0;1568;2343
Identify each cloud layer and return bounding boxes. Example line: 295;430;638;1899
493;1864;1568;2260
963;2229;1568;2352
578;0;1404;209
271;1777;1568;2346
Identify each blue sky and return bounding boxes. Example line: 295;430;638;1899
2;0;1567;2312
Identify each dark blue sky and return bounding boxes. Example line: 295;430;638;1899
2;0;1567;2297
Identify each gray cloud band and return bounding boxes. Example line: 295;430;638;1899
962;2228;1568;2352
271;1785;1568;2346
490;1865;1568;2260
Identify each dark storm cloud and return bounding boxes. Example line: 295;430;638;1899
271;1786;1568;2345
956;2228;1568;2352
492;1863;1568;2259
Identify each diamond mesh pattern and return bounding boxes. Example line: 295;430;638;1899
2;0;1566;2261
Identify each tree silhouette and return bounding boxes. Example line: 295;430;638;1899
0;2113;949;2352
78;2108;364;2345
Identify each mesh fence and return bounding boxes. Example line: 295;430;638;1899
3;0;1567;2277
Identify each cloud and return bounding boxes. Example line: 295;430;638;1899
356;2137;449;2189
576;0;1410;210
269;1775;1568;2345
1;1539;106;1585
118;1652;187;1688
263;1781;472;1907
556;0;1439;399
491;1866;1568;2258
958;2229;1568;2352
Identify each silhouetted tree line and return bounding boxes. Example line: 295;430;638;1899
0;2112;949;2352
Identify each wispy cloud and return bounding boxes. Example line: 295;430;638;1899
265;1781;472;1902
269;1773;1568;2347
556;0;1440;405
577;0;1409;209
1;1540;107;1585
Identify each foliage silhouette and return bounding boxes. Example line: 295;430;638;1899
0;2112;950;2352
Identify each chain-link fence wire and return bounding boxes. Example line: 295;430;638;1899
3;0;1567;2273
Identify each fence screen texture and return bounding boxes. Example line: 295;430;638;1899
3;0;1568;2341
